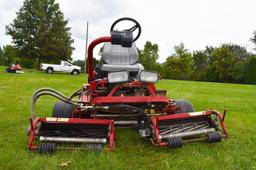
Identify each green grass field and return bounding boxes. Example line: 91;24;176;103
0;66;256;170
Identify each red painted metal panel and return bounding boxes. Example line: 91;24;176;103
87;36;112;82
39;117;113;125
91;96;170;104
157;111;212;121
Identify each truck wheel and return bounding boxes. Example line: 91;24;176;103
175;99;195;113
52;101;75;118
46;68;53;74
71;69;79;75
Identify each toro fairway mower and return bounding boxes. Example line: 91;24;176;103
28;17;227;154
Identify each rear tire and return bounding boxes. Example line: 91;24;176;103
71;69;79;75
175;99;195;113
52;101;75;118
46;67;53;74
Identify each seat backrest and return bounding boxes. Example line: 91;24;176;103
102;42;138;65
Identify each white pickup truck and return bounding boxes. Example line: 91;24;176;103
40;60;81;75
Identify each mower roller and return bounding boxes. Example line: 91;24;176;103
28;17;227;154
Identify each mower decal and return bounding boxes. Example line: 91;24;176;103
188;111;205;116
46;117;69;122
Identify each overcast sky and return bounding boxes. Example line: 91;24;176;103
1;0;256;62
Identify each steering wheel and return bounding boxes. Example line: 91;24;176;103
110;17;141;42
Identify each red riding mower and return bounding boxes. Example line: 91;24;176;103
28;17;227;154
6;63;23;73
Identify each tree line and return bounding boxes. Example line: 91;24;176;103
0;0;73;68
1;0;256;84
138;40;256;84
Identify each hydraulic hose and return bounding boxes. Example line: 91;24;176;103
69;88;82;99
30;88;80;119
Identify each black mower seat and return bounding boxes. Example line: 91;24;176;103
101;42;144;72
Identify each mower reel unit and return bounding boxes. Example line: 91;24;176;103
28;17;227;154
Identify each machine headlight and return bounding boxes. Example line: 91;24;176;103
139;70;158;83
108;71;129;83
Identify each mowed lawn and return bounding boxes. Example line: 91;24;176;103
0;66;256;170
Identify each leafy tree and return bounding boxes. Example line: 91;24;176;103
72;60;85;69
84;58;100;73
1;44;38;68
222;44;250;83
163;43;193;80
162;56;180;79
251;31;256;50
139;41;159;71
63;59;99;73
174;43;193;79
203;44;251;83
2;45;18;66
191;44;251;83
72;59;96;73
244;56;256;84
207;47;237;82
192;50;208;80
222;44;248;61
154;63;164;77
6;0;74;68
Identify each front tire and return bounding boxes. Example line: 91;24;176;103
71;69;79;75
175;99;195;113
46;68;53;74
52;101;75;118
